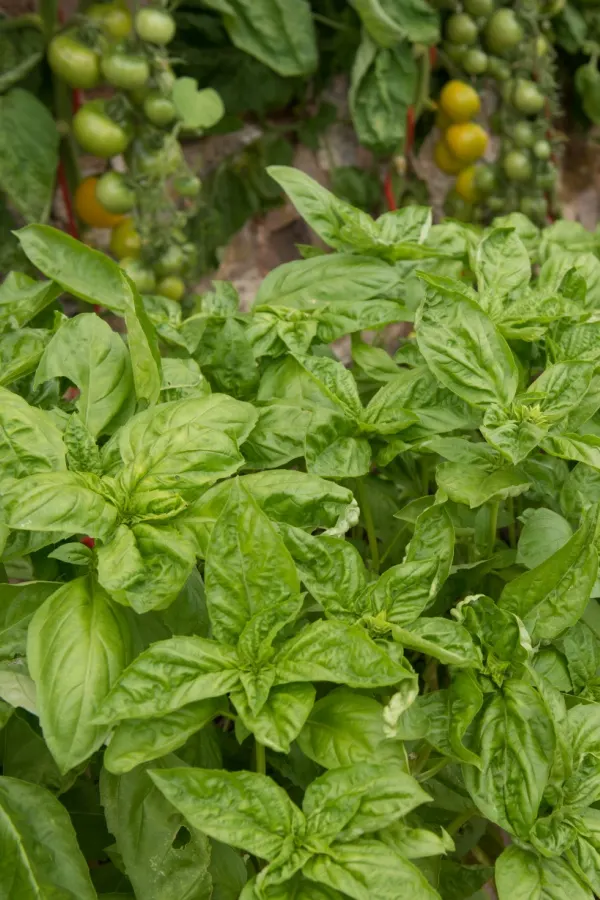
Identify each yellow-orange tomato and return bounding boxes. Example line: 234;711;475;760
445;122;488;163
455;166;479;203
439;80;481;123
74;176;124;228
434;139;465;175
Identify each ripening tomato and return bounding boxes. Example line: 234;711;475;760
134;8;176;44
87;2;132;39
120;257;156;293
74;177;124;228
156;275;185;301
446;13;479;44
455;166;479;203
48;33;100;89
73;101;132;158
434;139;465;174
110;217;141;258
143;92;177;127
96;171;135;214
439;80;481;123
101;50;150;90
445;122;488;163
484;9;524;54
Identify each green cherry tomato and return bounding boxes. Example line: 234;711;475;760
48;33;100;89
443;42;468;63
156;244;185;276
130;136;182;177
486;56;511;80
533;139;552;160
513;121;535;148
134;8;176;44
120;257;156;293
156;275;185;301
110;217;141;258
463;48;488;74
73;101;131;158
512;79;545;115
536;166;557;189
474;164;496;194
143;92;177;127
503;150;533;181
484;8;524;54
173;173;201;197
87;2;132;39
446;13;479;44
101;51;150;90
463;0;494;15
520;195;548;219
96;171;135;214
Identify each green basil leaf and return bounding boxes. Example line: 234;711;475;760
27;576;131;772
495;845;592;900
0;580;59;660
0;386;65;488
149;767;305;860
0;775;96;898
232;682;315;753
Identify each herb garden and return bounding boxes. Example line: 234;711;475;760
4;1;600;899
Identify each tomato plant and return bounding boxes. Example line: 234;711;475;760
72;100;132;158
48;32;100;89
74;176;124;227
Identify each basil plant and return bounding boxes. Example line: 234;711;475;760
3;167;600;900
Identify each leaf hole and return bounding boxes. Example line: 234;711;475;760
173;826;191;849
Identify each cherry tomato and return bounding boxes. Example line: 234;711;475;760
536;166;557;189
120;258;156;293
173;173;201;197
130;136;182;177
513;121;535;148
486;56;511;80
75;177;124;228
444;42;468;63
143;92;177;127
110;217;141;258
101;50;150;90
503;150;532;181
439;80;481;123
48;33;100;89
464;0;494;14
87;2;132;39
434;139;465;174
446;122;488;163
96;171;135;214
484;9;523;54
533;139;552;160
474;164;496;194
73;101;132;158
134;8;176;44
455;166;479;203
463;49;488;74
520;195;548;220
156;275;185;301
446;13;478;44
512;79;545;115
156;245;185;276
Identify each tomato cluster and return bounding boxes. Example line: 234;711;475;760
48;1;199;300
439;1;559;224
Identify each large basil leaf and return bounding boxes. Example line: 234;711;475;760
205;478;299;644
350;0;439;46
149;767;305;860
232;682;315;753
34;314;134;437
0;272;60;333
0;775;96;898
0;581;60;660
0;386;65;488
495;845;591;900
27;577;131;772
101;756;213;900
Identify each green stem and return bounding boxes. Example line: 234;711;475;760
508;496;517;549
447;808;477;836
357;479;379;574
416;758;449;782
487;501;499;558
413;47;431;122
471;844;493;867
411;745;431;777
312;11;349;30
255;740;266;776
